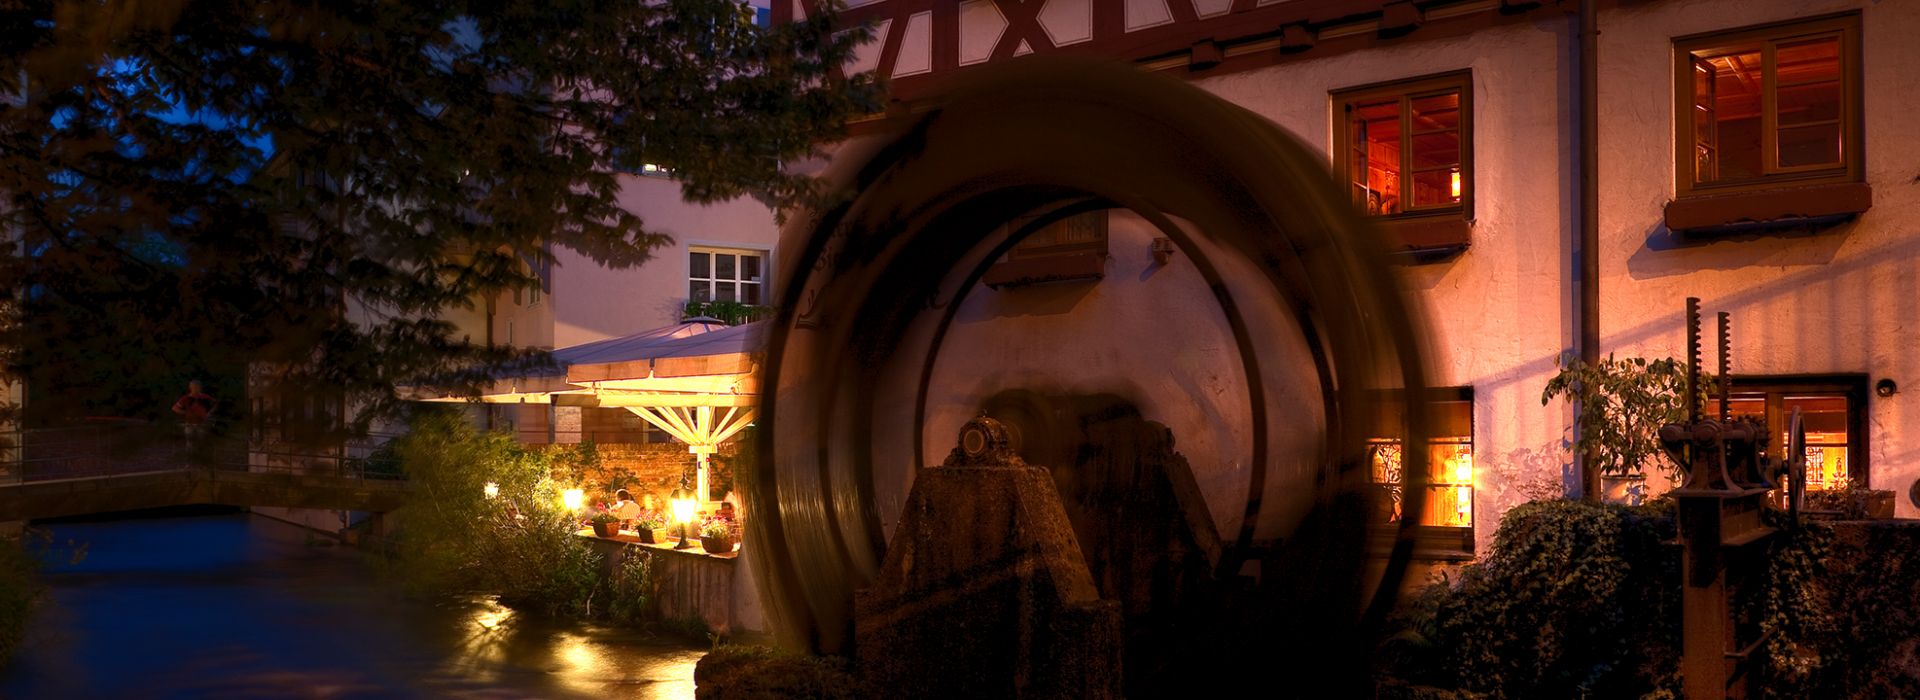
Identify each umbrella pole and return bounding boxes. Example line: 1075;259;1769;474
697;448;712;503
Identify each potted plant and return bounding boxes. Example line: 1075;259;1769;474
589;512;621;538
699;519;736;554
635;515;670;544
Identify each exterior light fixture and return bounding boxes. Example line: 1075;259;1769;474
1151;237;1177;265
670;486;699;550
483;482;500;499
561;488;585;512
1877;378;1898;398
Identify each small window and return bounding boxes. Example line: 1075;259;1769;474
1332;72;1471;220
1723;375;1868;490
689;247;767;305
1675;14;1861;197
1366;387;1474;559
1009;210;1108;259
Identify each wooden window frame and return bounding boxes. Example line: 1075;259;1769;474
1332;71;1475;232
688;246;768;305
1007;210;1109;260
1365;385;1475;561
1672;13;1863;200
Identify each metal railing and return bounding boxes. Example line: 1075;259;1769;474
0;423;406;486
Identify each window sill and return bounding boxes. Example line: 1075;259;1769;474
1368;525;1475;562
1665;181;1872;236
1375;215;1471;262
982;251;1105;289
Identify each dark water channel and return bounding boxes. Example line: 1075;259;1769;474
2;511;704;699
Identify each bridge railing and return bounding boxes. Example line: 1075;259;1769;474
0;423;407;486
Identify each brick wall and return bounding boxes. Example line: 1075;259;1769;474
544;441;739;509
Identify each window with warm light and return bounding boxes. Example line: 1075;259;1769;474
1366;387;1474;559
1674;14;1861;197
689;247;766;305
1332;72;1471;220
1723;375;1867;490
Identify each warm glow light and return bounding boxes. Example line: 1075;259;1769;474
483;482;500;499
561;488;585;511
671;494;698;525
1451;451;1473;486
1450;169;1461;199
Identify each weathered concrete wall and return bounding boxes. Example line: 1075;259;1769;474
1590;0;1920;516
551;175;782;348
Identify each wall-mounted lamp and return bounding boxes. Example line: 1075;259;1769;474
1150;237;1177;265
1877;378;1898;398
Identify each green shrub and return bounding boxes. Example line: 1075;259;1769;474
380;409;655;621
1380;498;1906;699
1380;499;1682;699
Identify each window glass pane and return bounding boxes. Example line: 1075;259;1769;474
1410;93;1460;131
1368;394;1471;527
742;282;761;305
1775;36;1839;87
1777;81;1840;126
1693;48;1763;182
1350;100;1401;215
689;251;710;279
1785;395;1850;489
689;280;710;302
742;254;762;282
1778;123;1841;168
1411;132;1459;170
716;253;736;281
716;281;737;302
1411;169;1458;208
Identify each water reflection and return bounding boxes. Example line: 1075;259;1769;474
2;512;703;699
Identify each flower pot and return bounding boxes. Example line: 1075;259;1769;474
700;534;735;554
1863;489;1895;519
638;528;668;544
591;521;619;538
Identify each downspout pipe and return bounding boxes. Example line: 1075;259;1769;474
1577;0;1601;500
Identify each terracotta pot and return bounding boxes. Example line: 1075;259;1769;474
591;521;618;538
638;528;668;544
701;534;735;554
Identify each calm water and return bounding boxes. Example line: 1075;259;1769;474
2;511;705;699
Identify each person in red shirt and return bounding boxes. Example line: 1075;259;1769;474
171;379;216;444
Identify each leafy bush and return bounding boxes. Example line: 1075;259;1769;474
1379;498;1910;699
1380;499;1682;699
381;409;653;621
683;300;773;326
1541;354;1689;479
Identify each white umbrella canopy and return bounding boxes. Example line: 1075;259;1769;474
566;320;767;502
403;317;730;403
405;317;765;501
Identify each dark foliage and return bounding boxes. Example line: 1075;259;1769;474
0;0;880;434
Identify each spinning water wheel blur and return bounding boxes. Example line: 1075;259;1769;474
745;57;1440;695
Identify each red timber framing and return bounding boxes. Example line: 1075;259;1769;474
784;0;1563;127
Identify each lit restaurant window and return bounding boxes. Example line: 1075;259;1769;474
1675;14;1860;196
1366;388;1474;560
1725;377;1866;491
